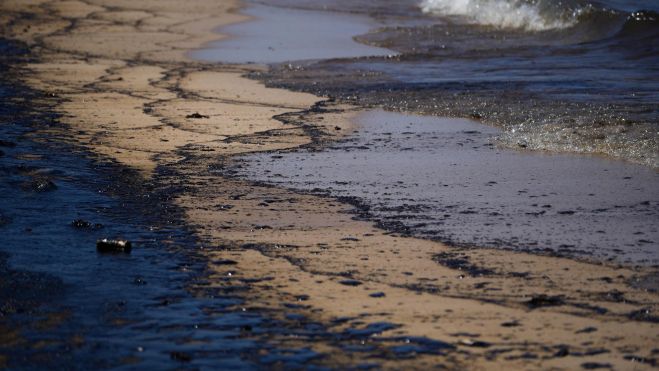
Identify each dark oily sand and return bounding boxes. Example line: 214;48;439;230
0;41;456;369
190;3;394;64
0;66;262;369
231;110;659;265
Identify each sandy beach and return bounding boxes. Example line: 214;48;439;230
1;0;657;369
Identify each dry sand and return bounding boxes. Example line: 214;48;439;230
1;0;657;369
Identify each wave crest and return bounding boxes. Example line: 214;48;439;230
419;0;582;31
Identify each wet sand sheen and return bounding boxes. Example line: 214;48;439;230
1;0;658;368
232;109;659;265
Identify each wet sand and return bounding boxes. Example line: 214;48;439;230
1;0;658;369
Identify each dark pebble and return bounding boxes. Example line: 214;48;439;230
369;292;386;298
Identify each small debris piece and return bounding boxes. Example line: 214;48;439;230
24;178;57;192
186;112;209;119
96;238;132;253
71;219;103;229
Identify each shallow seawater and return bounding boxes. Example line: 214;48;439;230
230;110;659;265
2;39;452;369
0;49;268;369
191;3;393;64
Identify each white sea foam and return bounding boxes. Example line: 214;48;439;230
419;0;578;31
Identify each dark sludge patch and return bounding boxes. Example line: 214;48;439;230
553;345;570;358
70;219;103;230
573;348;611;357
21;176;57;192
433;251;495;277
504;352;539;360
0;252;64;317
525;294;566;309
259;348;322;367
598;289;627;303
385;336;456;358
575;326;597;334
399;282;442;295
0;140;17;148
212;259;238;265
342;322;399;339
571;302;608;315
241;242;299;254
339;279;363;286
459;339;492;348
509;271;530;278
0;212;11;227
0;255;70;369
623;354;658;367
96;238;132;254
185;112;209;119
627;307;659;323
169;351;192;362
628;272;659;293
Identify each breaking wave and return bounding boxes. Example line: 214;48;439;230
419;0;586;31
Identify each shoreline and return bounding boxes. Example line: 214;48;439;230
232;108;658;266
1;0;657;368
